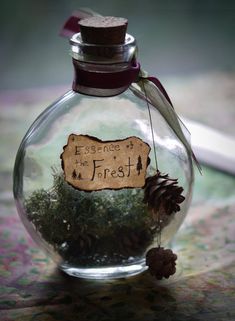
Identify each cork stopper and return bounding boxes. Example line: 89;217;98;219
79;16;128;45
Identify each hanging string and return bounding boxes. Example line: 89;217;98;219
141;78;158;172
156;211;162;248
141;77;162;247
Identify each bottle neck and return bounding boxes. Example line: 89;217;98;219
70;32;138;97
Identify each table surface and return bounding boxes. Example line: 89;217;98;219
0;73;235;321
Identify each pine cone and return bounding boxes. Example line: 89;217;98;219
144;170;185;215
146;247;177;280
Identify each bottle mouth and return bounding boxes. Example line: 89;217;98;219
70;33;137;64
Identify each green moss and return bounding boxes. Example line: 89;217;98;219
25;172;154;266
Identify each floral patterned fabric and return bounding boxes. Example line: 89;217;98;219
0;78;235;321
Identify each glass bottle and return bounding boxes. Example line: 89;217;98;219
13;16;193;279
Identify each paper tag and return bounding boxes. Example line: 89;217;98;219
61;134;150;191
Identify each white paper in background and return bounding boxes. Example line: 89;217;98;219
183;118;235;176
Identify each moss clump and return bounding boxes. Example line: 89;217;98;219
25;172;154;266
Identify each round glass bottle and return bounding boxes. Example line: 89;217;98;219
13;17;194;279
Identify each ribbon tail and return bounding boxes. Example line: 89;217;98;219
60;9;100;38
177;116;202;174
192;151;202;174
132;77;201;173
147;76;173;107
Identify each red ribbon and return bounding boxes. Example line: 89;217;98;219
72;59;140;91
73;59;173;106
60;10;90;38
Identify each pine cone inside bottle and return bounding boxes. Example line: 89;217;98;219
144;170;185;216
59;233;97;259
146;247;177;280
115;226;153;257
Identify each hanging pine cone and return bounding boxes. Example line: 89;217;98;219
146;247;177;280
143;170;185;215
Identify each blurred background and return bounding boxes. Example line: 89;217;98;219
1;0;235;90
1;3;235;320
